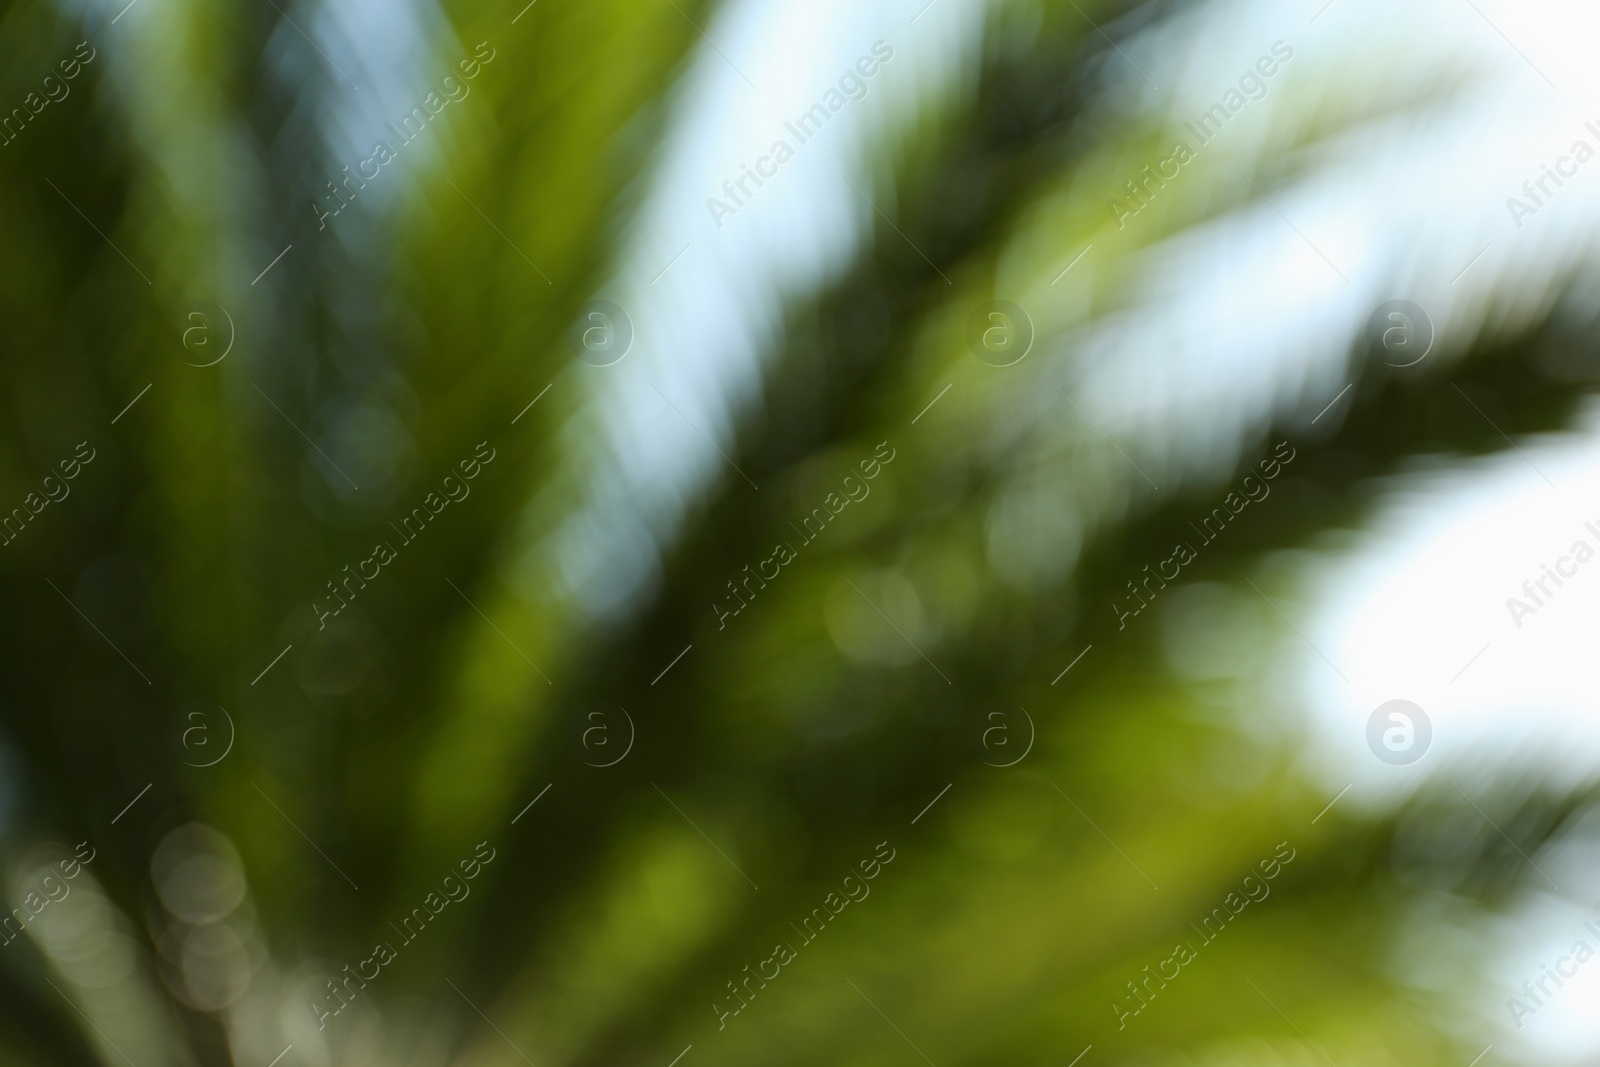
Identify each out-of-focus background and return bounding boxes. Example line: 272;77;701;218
5;0;1600;1063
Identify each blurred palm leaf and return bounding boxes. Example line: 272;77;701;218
0;0;1592;1065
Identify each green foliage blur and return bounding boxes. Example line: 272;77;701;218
0;0;1589;1064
